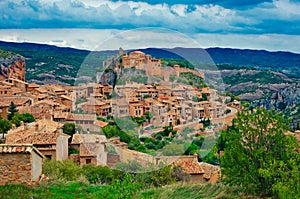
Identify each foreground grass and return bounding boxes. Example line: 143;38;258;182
0;182;255;199
138;183;257;199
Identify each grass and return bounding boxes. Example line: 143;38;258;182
137;183;257;199
0;181;256;199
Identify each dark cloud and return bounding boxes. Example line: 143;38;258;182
111;0;273;9
0;0;300;36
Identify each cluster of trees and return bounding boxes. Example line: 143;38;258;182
43;159;189;189
219;108;300;198
178;72;207;88
0;102;35;139
162;58;195;70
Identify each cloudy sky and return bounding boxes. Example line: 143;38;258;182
0;0;300;52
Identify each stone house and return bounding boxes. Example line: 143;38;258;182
5;118;70;161
0;96;32;119
57;95;73;111
0;85;12;97
82;98;112;117
6;78;28;92
71;114;101;133
0;144;44;185
71;133;107;166
111;98;129;118
27;83;40;93
129;102;144;117
172;158;205;182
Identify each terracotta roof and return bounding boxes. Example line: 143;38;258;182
34;100;56;107
28;83;40;88
8;78;28;85
5;118;66;145
53;112;70;119
72;133;107;144
84;99;106;106
0;97;31;107
60;95;72;101
38;94;48;99
80;143;101;157
35;87;47;93
71;113;96;121
200;162;220;179
0;144;45;158
96;120;109;128
173;159;204;174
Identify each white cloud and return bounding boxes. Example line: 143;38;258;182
0;28;300;53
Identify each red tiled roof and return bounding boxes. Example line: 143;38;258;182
0;97;31;107
96;120;109;128
0;144;45;158
173;159;204;174
5;119;66;145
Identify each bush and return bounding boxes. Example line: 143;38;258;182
82;165;113;184
119;131;131;143
97;173;142;199
43;159;82;181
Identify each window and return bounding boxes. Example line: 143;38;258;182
86;159;92;164
45;155;52;160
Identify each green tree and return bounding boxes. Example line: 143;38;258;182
63;123;75;142
221;108;300;198
0;116;11;139
144;111;153;123
103;125;118;138
7;102;18;121
11;113;35;127
119;131;131;143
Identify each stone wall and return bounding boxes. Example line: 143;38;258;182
107;153;121;167
0;153;32;185
69;154;80;165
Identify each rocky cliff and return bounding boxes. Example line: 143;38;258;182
0;50;25;81
252;82;300;130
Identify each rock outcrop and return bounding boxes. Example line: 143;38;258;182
0;54;26;81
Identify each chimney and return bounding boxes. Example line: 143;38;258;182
20;121;25;130
12;124;16;130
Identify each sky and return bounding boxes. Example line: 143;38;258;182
0;0;300;52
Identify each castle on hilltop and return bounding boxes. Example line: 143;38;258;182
122;51;162;76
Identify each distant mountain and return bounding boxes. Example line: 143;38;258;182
1;41;300;84
138;47;300;78
0;41;117;84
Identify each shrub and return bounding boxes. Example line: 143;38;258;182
82;165;113;184
43;159;82;181
119;131;131;143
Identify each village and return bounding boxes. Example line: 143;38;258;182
0;49;241;186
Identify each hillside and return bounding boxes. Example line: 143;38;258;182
137;47;300;78
0;41;118;85
1;41;300;85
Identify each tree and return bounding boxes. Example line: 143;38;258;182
0;116;11;139
119;131;131;143
7;102;18;121
144;111;153;123
63;123;75;142
11;113;35;127
221;108;300;198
